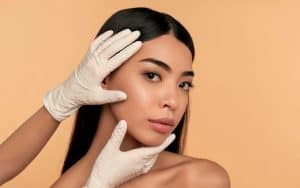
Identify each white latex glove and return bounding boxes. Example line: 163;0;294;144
43;29;142;122
85;120;176;188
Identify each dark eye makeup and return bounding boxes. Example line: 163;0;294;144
142;71;194;91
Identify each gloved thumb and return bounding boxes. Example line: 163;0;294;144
93;89;127;104
143;134;176;155
109;120;128;149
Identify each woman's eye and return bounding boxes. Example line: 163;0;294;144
179;82;193;91
144;72;161;82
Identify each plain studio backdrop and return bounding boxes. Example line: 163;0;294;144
0;1;299;187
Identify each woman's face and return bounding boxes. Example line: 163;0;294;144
104;34;194;146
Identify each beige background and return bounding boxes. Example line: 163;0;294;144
1;0;299;187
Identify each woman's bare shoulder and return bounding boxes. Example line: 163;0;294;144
152;151;231;187
119;151;230;187
182;158;231;188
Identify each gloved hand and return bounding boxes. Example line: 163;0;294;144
43;29;142;122
85;120;176;188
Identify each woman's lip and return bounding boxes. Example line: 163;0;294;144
148;118;174;126
148;120;173;134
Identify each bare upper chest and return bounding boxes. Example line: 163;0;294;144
149;151;197;172
118;152;197;187
118;159;192;188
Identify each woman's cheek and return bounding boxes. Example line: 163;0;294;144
122;78;153;103
109;80;154;117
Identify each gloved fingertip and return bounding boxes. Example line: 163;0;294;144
112;92;127;102
118;92;127;100
170;133;176;140
133;41;143;48
132;30;141;38
120;28;131;35
167;133;176;143
124;28;131;32
105;29;114;35
117;120;127;132
159;133;176;150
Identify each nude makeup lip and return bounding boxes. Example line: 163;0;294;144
148;117;174;134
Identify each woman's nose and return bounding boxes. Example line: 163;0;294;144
159;86;178;111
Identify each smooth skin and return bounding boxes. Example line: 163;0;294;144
119;158;230;188
52;34;231;187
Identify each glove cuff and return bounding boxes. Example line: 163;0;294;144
43;86;78;122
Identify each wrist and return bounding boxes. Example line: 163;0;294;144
43;86;78;122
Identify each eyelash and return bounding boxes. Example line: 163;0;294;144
143;71;194;91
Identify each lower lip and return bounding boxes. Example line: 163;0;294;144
148;120;173;134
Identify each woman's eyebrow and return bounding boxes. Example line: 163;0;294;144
139;57;194;77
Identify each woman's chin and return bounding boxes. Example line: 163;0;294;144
138;133;169;147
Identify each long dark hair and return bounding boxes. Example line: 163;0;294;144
62;7;195;173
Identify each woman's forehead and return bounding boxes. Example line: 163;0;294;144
129;34;193;70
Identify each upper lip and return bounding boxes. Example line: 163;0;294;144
148;117;175;127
